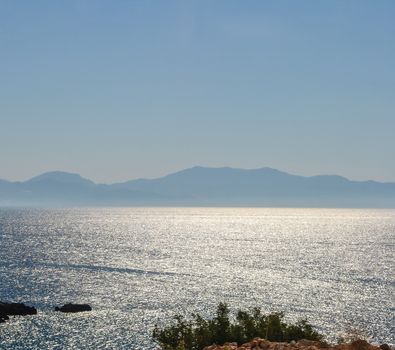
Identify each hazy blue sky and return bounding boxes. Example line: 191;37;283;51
1;1;394;183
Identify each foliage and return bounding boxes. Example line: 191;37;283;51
153;303;323;350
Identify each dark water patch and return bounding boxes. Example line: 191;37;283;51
0;261;189;277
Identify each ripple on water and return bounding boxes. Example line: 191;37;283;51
0;207;394;349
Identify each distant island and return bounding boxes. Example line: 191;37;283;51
0;166;394;207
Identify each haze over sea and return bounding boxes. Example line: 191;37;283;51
0;207;394;349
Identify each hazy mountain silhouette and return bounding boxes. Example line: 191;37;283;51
0;171;165;206
25;171;95;186
0;167;394;207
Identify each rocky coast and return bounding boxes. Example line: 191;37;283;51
202;339;392;350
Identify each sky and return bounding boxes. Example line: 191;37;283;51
0;0;394;183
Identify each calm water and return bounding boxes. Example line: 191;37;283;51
0;207;394;349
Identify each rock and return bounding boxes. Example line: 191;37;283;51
379;345;390;350
198;339;384;350
0;313;10;323
318;341;331;348
350;340;371;350
0;302;37;316
298;340;320;347
202;345;217;350
251;339;259;347
54;303;92;313
260;340;270;349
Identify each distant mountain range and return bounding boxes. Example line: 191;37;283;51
1;166;394;207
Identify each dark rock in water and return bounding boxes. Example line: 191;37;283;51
0;302;37;316
379;345;390;350
55;303;92;313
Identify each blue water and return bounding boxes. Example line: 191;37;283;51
0;207;394;349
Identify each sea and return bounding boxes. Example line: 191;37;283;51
0;207;394;349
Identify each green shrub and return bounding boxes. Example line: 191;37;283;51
153;303;323;350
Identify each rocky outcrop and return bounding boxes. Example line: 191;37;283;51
54;303;92;313
202;339;388;350
0;302;37;317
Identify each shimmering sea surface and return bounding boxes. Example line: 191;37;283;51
0;207;394;349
